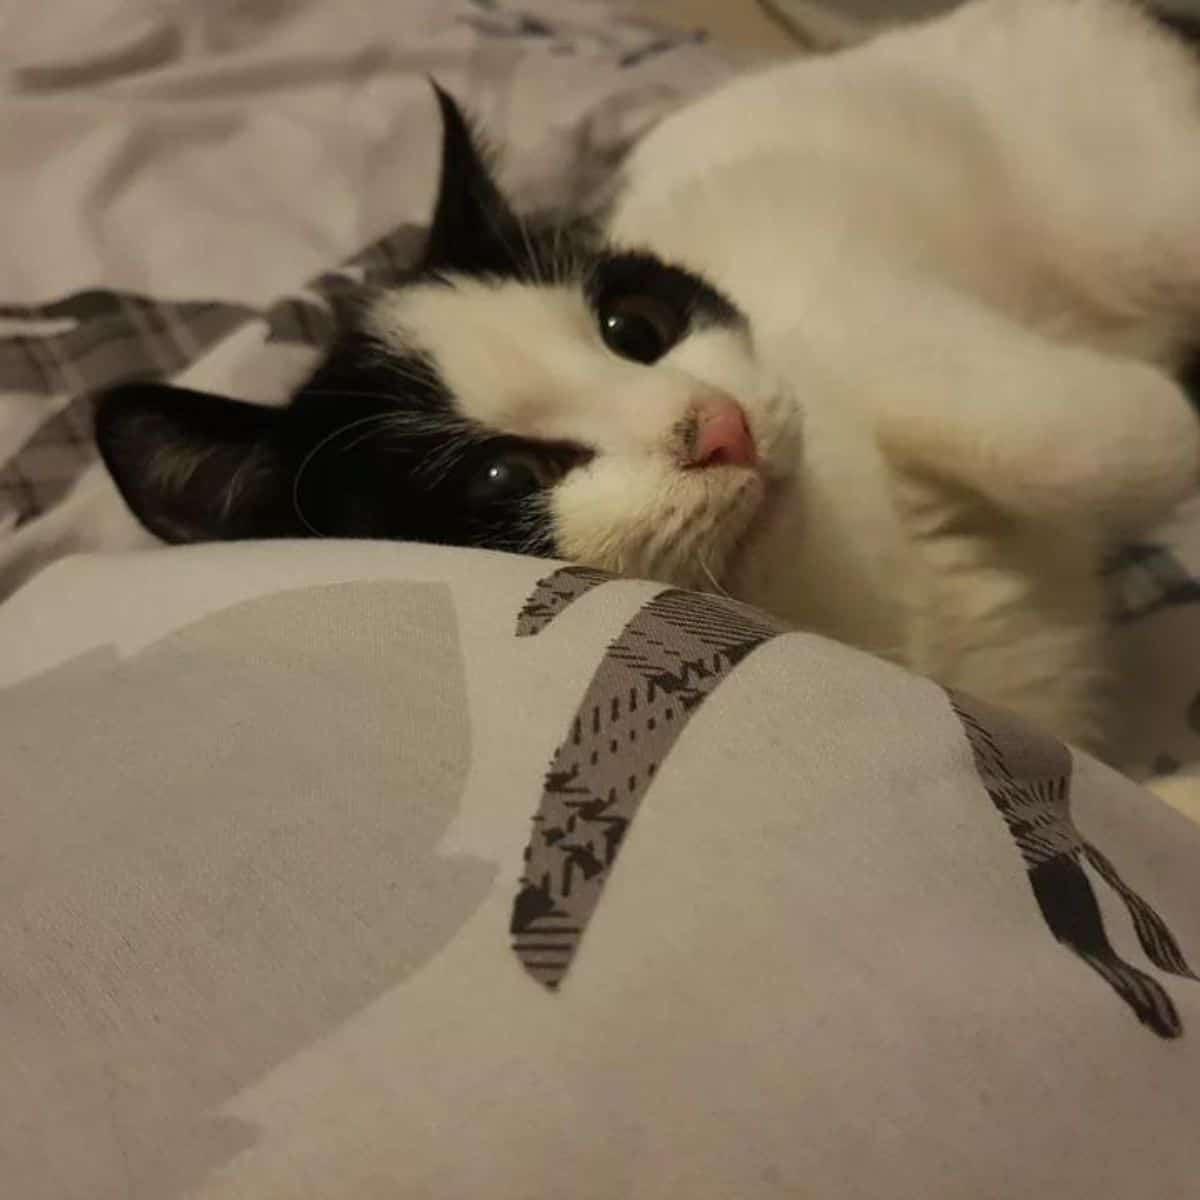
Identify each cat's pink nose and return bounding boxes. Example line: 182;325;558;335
685;395;756;469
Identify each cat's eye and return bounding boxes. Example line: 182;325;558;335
598;293;684;364
463;448;558;505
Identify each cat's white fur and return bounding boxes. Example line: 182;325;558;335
373;0;1200;753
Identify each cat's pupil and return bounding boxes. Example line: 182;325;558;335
598;293;683;364
464;449;550;505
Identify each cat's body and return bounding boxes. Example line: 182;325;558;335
25;0;1200;753
598;0;1200;744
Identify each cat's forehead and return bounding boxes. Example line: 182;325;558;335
368;277;596;369
366;246;744;362
360;253;746;432
363;276;619;437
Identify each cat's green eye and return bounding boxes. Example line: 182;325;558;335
598;293;684;364
464;448;556;506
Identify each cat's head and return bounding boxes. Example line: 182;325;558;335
96;84;797;589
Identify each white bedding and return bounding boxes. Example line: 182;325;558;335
2;538;1197;1199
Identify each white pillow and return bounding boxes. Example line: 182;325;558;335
2;540;1198;1199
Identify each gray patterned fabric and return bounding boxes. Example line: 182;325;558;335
1;539;1198;1198
512;568;788;987
951;689;1197;1038
0;579;493;1200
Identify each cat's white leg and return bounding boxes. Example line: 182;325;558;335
888;464;1111;749
866;286;1200;542
850;287;1200;747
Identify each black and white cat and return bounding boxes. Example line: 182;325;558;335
79;1;1200;753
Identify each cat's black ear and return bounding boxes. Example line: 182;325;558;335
423;81;521;272
95;383;295;544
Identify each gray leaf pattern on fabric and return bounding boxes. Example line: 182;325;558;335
514;563;614;637
511;567;789;989
949;690;1197;1039
0;581;494;1199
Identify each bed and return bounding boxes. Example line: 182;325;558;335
1;3;1199;1197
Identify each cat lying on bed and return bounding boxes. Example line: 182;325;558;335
92;0;1200;753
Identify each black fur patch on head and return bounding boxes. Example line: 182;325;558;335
1154;6;1200;50
97;326;589;553
587;250;744;334
1177;348;1200;415
421;82;597;285
281;330;588;552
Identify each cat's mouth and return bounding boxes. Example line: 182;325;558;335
628;388;799;591
631;464;768;591
551;384;798;592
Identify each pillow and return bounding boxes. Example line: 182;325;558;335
1;540;1198;1199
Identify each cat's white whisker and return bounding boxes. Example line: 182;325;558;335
515;213;545;288
296;388;412;405
412;433;480;487
290;413;401;535
697;552;732;599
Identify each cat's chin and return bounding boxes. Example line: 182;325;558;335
552;460;768;593
665;465;769;592
646;387;802;596
631;466;768;593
